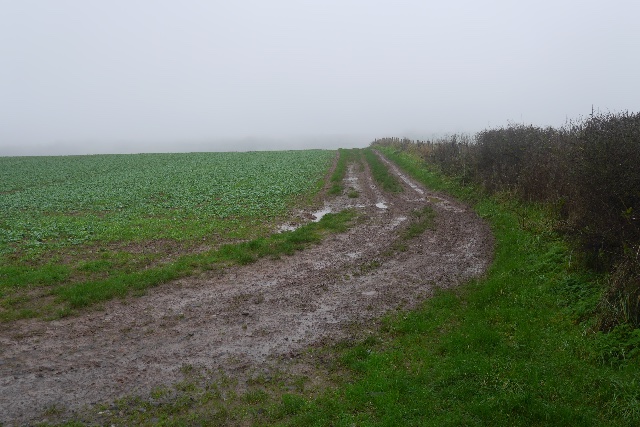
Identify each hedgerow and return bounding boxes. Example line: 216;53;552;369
372;111;640;330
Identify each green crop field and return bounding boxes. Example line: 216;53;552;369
0;150;338;320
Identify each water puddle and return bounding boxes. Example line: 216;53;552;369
312;206;332;222
376;202;388;209
388;216;407;229
362;291;377;296
277;205;332;233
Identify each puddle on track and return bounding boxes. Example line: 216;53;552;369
312;206;332;222
388;216;408;229
277;206;333;233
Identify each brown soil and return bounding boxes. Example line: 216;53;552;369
0;152;494;426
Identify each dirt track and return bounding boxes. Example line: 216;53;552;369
0;152;493;425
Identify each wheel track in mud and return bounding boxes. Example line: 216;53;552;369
0;151;494;425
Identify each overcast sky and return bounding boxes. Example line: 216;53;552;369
1;0;639;155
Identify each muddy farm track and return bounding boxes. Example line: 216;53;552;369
0;152;493;425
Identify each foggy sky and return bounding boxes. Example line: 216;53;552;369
1;0;639;156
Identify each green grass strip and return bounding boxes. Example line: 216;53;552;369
328;148;361;196
363;148;403;193
32;210;356;318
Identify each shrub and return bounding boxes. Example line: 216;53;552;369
566;112;640;268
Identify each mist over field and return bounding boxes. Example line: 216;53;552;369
1;0;639;156
0;135;368;156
